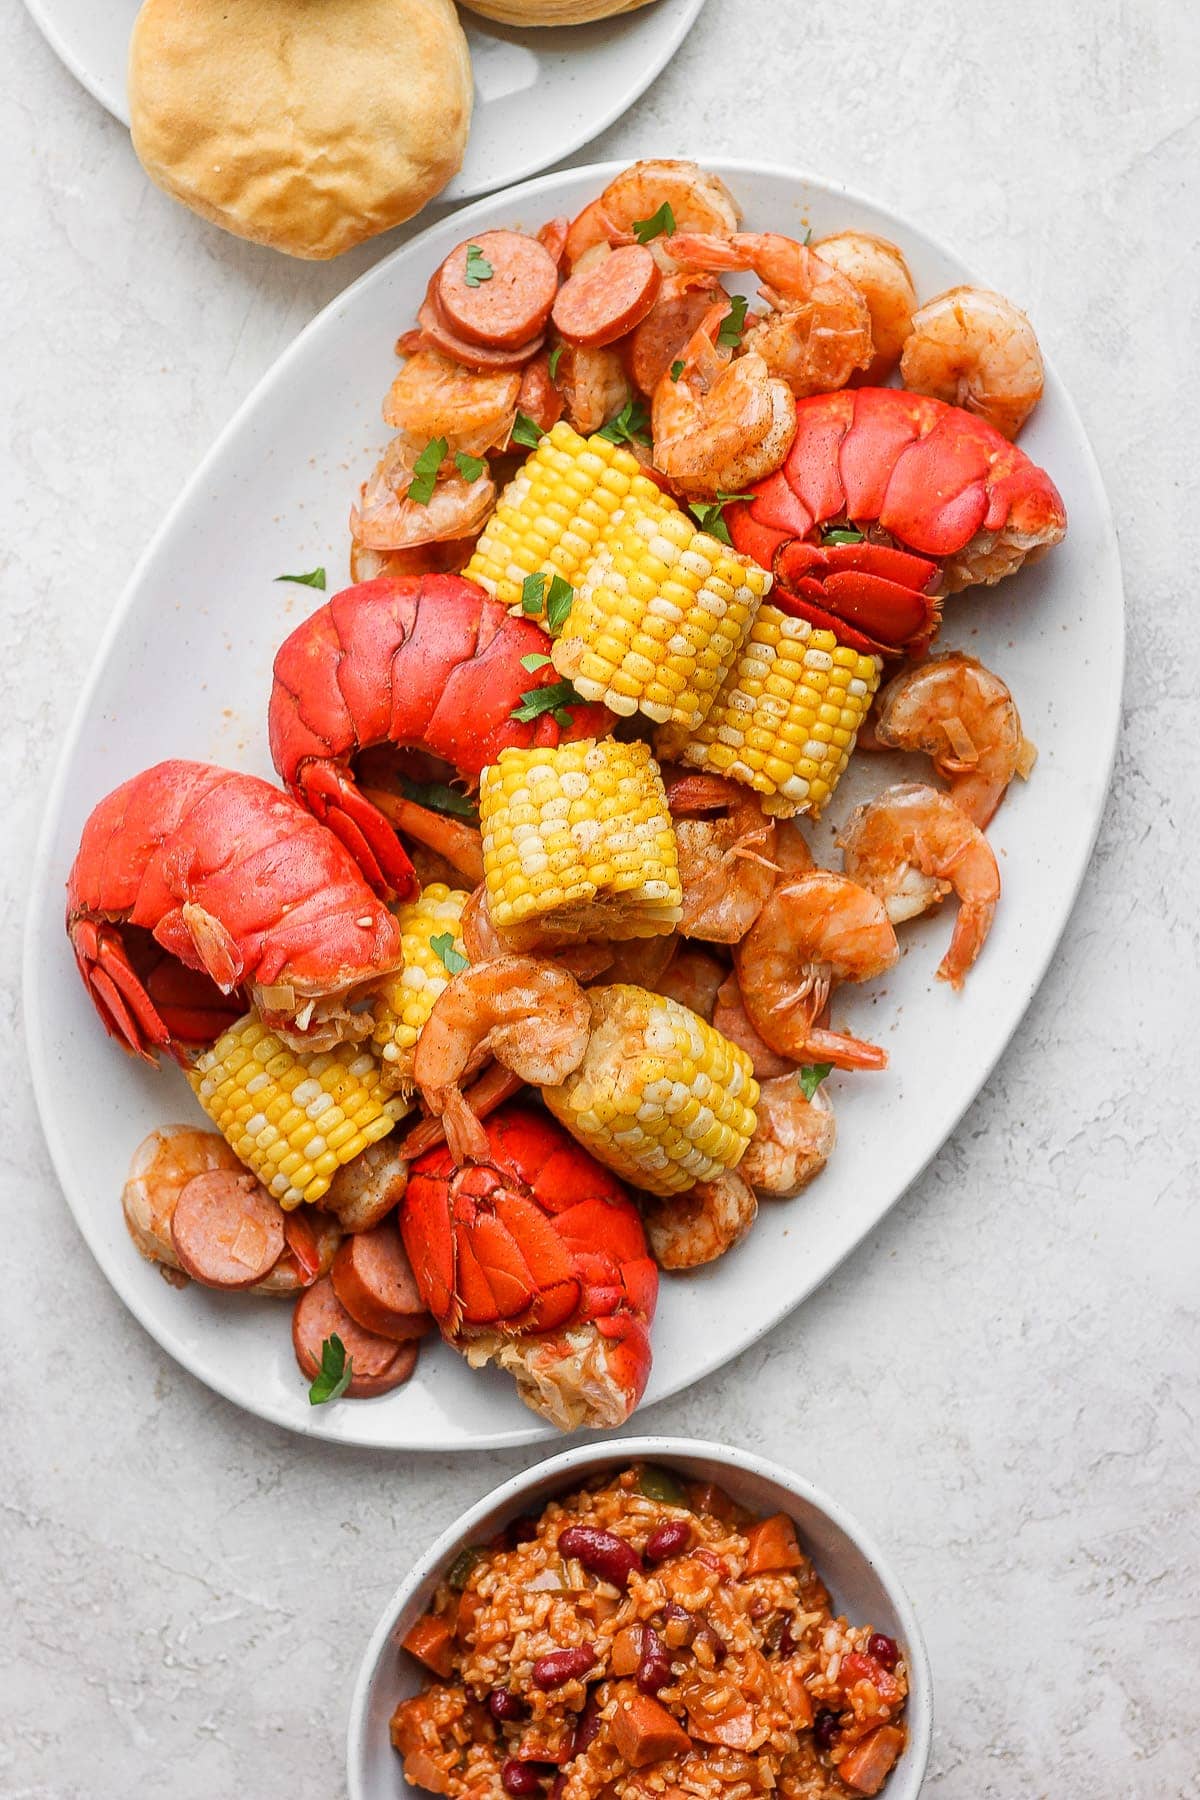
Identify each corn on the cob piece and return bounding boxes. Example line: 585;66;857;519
479;739;681;945
543;985;758;1197
187;1011;410;1209
655;604;882;817
551;503;770;731
464;422;662;613
369;883;470;1090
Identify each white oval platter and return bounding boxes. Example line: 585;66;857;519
24;159;1124;1450
21;0;706;204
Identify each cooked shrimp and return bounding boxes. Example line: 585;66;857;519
413;956;591;1161
900;285;1044;440
651;944;727;1021
553;341;632;436
663;231;872;397
734;871;898;1070
667;772;777;943
323;1138;409;1233
460;883;615;982
652;304;796;498
349;538;476;584
771;817;817;880
838;783;1000;988
873;653;1036;827
351;431;495;551
364;789;485;886
566;160;740;268
640;1170;757;1270
813;231;917;383
711;970;795;1079
383;351;520;457
739;1074;836;1197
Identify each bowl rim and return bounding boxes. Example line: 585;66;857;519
346;1434;933;1800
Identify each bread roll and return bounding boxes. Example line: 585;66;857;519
462;0;657;23
129;0;473;259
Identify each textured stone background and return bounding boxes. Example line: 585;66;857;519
3;1;1198;1794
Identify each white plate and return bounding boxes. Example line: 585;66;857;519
21;0;706;203
347;1439;934;1800
24;159;1124;1452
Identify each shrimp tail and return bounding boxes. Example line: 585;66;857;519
801;1024;888;1073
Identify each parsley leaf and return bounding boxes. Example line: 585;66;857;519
275;567;326;590
511;679;581;724
407;437;448;506
822;526;864;545
521;571;548;615
802;227;813;246
548;344;563;382
797;1063;833;1102
632;201;676;244
511;411;545;450
545;574;575;635
596;396;651;446
716;293;749;350
430;933;469;976
688;490;755;547
669;359;685;381
309;1333;353;1405
397;777;479;823
520;651;553;673
454;451;485;482
464;243;494;287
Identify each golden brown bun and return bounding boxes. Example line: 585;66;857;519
462;0;656;23
128;0;473;259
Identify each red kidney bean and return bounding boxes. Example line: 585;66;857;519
557;1525;643;1587
569;1698;602;1758
488;1688;528;1722
531;1645;597;1691
502;1761;550;1796
635;1625;672;1695
547;1781;565;1800
812;1710;839;1753
644;1520;691;1564
691;1621;727;1666
662;1601;696;1645
867;1633;899;1671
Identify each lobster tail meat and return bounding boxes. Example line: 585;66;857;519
402;1104;657;1430
267;575;613;900
66;760;402;1062
726;388;1066;655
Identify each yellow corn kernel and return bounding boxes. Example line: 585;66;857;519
369;884;470;1090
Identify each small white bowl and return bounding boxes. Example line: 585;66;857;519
348;1437;933;1800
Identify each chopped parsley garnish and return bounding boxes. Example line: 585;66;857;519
521;571;547;615
275;567;326;590
822;526;864;545
511;411;545;450
632;201;676;244
716;293;749;350
397;777;479;823
430;933;469;976
308;1334;352;1405
596;396;651;446
407;437;448;506
802;226;813;246
454;451;485;482
797;1063;833;1102
464;243;494;287
669;359;685;381
688;490;754;547
520;651;553;673
544;573;575;635
511;679;582;729
548;344;564;382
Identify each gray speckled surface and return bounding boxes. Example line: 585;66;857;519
3;1;1198;1794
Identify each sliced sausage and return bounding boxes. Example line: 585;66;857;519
434;231;559;350
292;1276;419;1398
417;293;543;372
628;273;727;395
537;215;570;268
122;1124;242;1275
170;1169;285;1290
254;1208;343;1295
552;245;662;349
331;1219;433;1343
516;351;565;434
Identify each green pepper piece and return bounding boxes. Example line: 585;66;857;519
636;1464;688;1507
446;1546;485;1590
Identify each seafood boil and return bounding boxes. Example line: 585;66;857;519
67;160;1064;1437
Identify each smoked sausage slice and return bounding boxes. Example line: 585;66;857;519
552;245;662;349
331;1219;433;1343
417;294;544;372
170;1169;285;1289
434;231;559;349
292;1276;419;1398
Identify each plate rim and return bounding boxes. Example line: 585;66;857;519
23;155;1126;1452
20;0;708;206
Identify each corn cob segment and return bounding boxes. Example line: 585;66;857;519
551;504;770;731
464;422;662;614
187;1012;410;1209
656;604;882;817
369;884;470;1091
479;739;681;945
543;985;759;1197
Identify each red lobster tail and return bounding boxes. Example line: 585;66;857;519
68;918;172;1063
